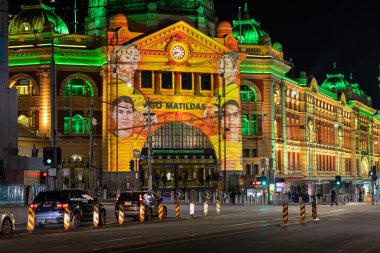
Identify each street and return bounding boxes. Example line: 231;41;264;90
1;203;380;253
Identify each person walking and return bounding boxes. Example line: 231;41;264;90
331;189;337;206
162;173;167;189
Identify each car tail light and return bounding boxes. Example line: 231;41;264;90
139;194;143;202
30;204;38;209
116;194;120;201
56;203;69;209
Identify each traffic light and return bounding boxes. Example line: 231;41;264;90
260;175;268;186
129;160;135;171
43;147;62;166
43;147;54;166
40;171;47;185
138;159;144;171
370;166;377;181
335;175;342;186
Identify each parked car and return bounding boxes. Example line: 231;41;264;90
115;191;167;221
31;189;106;229
0;211;15;235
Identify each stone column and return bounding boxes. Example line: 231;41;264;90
38;69;51;138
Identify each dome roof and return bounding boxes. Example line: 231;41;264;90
231;3;268;44
321;73;350;92
216;21;232;38
110;13;128;29
9;4;69;35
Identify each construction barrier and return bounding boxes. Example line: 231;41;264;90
64;207;70;230
175;201;180;220
190;201;195;217
282;204;288;224
216;198;221;215
300;202;306;222
139;204;145;222
312;201;318;220
93;205;99;228
204;200;208;216
158;203;164;222
118;204;124;224
27;207;35;232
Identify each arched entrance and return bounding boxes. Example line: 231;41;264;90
141;122;217;189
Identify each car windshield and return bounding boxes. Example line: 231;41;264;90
34;191;69;202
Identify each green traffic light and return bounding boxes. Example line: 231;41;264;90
47;158;52;164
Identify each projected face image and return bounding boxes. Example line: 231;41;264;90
217;52;238;85
224;100;241;141
111;96;136;138
111;44;140;86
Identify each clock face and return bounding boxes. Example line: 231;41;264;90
171;45;185;60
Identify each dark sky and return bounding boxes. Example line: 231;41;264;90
215;0;380;108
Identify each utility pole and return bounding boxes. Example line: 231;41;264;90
217;95;222;183
89;99;95;196
50;29;57;189
145;99;153;191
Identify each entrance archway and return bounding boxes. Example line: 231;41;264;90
141;122;217;189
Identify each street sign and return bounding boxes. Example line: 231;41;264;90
47;168;56;177
221;191;229;199
176;190;184;200
190;190;198;202
203;190;212;200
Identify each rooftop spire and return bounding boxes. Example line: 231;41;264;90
242;2;250;20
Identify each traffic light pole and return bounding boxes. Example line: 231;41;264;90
50;32;57;189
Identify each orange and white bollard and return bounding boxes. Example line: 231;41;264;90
93;205;99;228
139;204;145;222
216;198;221;215
204;200;209;216
158;203;164;222
175;201;180;220
64;207;70;230
190;201;195;217
118;204;124;225
27;206;35;232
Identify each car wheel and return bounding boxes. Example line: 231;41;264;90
70;212;81;229
146;208;152;221
99;210;106;226
37;223;45;229
1;218;12;235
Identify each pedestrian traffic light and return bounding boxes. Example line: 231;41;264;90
335;175;342;186
138;159;144;171
129;160;135;171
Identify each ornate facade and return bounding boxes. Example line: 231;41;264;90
7;1;379;198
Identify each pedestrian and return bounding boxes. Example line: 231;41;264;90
162;173;167;188
331;189;336;206
287;190;292;202
206;174;211;187
155;173;160;189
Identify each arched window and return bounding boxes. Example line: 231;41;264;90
240;85;257;102
64;79;94;97
15;79;34;96
64;112;90;134
241;114;258;136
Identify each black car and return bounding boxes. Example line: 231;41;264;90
115;191;167;221
31;189;106;229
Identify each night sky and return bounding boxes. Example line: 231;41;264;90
215;0;380;108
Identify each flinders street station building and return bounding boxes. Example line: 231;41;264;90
5;0;380;199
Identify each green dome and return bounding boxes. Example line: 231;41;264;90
9;3;69;35
321;73;350;92
232;3;268;44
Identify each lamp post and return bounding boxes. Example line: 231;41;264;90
143;99;155;191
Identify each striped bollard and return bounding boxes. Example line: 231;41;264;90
139;204;145;222
27;207;35;232
175;201;180;220
312;201;318;221
190;201;195;217
64;207;70;230
300;202;306;222
158;203;164;222
282;204;288;224
93;205;99;228
204;200;208;216
118;204;124;225
216;198;221;215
